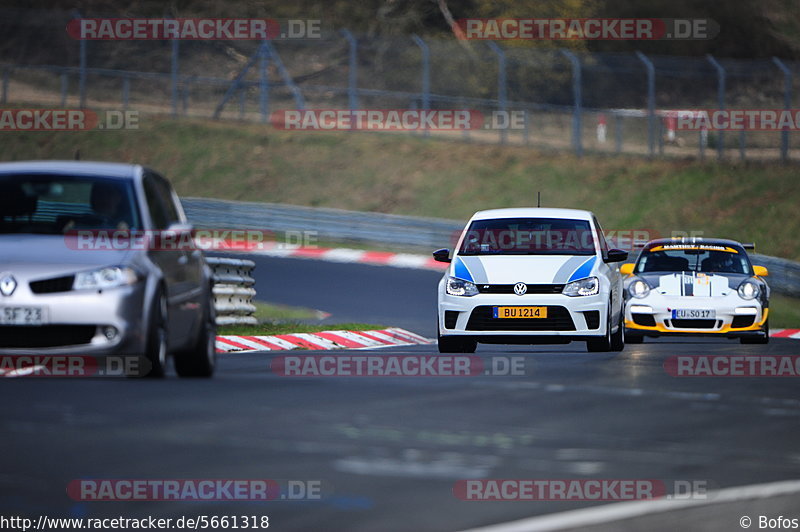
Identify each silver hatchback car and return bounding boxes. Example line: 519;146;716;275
0;161;216;377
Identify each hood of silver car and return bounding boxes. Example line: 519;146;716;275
0;234;136;279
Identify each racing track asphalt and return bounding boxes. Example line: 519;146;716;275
1;255;799;531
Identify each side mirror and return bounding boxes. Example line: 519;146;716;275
605;249;628;263
619;263;635;276
432;248;451;263
753;265;769;277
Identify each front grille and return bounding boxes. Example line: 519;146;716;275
477;284;565;294
669;319;719;329
0;325;96;347
30;275;75;294
583;310;600;329
632;314;656;327
444;311;459;329
731;315;756;328
466;306;575;331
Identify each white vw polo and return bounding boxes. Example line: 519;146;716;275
434;208;628;353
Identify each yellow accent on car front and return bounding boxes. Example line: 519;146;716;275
625;308;768;334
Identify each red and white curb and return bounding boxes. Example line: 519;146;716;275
215;327;434;353
771;329;800;339
231;243;448;271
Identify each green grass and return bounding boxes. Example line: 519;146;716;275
217;301;384;336
3;114;800;260
768;294;800;329
251;301;322;323
218;322;385;336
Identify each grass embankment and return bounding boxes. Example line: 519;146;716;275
217;301;383;336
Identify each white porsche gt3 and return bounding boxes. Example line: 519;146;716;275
622;238;770;344
434;208;629;353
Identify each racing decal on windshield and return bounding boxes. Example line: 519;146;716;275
567;256;597;282
650;244;738;253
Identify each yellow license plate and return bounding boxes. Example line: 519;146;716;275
493;306;548;319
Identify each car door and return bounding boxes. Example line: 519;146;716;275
143;172;192;347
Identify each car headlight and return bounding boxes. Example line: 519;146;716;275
73;267;139;290
446;276;479;297
737;279;761;300
628;278;651;299
562;276;599;297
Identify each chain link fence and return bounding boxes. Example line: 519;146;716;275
2;8;800;161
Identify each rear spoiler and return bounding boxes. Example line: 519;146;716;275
742;243;755;250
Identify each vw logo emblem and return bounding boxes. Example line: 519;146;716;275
513;282;527;296
0;273;16;296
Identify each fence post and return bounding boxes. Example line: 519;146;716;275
1;68;7;105
411;34;430;138
635;51;656;158
259;43;269;123
122;76;129;111
60;72;68;107
772;57;792;163
560;49;583;157
739;130;746;161
706;54;726;161
341;30;359;114
487;42;508;145
74;12;87;108
171;32;179;117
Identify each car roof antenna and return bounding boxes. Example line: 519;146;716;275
537;191;541;208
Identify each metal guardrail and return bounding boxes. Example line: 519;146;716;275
751;254;800;298
205;257;257;325
183;197;462;251
185;198;800;297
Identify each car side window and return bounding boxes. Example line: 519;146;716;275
153;174;181;226
142;174;170;230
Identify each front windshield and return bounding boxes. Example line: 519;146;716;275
636;244;752;274
0;174;141;234
458;217;596;256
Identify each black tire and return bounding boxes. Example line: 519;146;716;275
610;308;625;352
174;297;217;377
740;319;770;345
438;335;477;353
143;288;168;378
587;305;613;352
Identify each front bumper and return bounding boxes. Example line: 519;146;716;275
438;291;609;341
0;283;148;355
624;293;767;338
